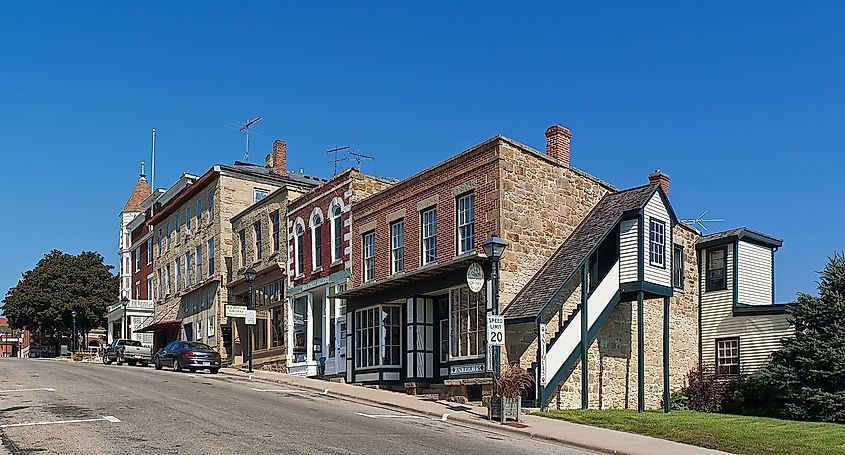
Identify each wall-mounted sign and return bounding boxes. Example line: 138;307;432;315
450;363;484;375
466;262;485;293
244;310;257;326
539;323;547;386
225;305;247;318
487;315;505;346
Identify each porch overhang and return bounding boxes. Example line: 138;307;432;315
135;320;181;333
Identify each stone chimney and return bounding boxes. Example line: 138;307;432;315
648;170;670;196
545;124;572;167
271;140;288;176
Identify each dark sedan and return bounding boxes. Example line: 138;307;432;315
154;341;221;374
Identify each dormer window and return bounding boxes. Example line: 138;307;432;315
706;247;728;292
649;218;665;267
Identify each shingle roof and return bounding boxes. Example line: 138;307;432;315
123;177;152;213
695;227;782;249
502;184;658;321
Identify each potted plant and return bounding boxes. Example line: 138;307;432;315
488;364;534;423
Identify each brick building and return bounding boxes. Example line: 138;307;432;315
283;168;393;376
139;141;320;360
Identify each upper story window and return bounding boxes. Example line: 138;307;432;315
716;337;740;375
176;213;181;237
672;244;684;289
185;252;192;287
195;246;203;282
157;229;163;253
134;248;140;272
254;188;269;203
146;238;153;265
166;222;172;248
649;218;666;267
157;269;163;299
391;220;404;274
239;229;247;267
421;207;437;265
208;239;215;275
147;276;153;300
312;214;323;269
295;224;305;276
456;192;475;254
271;211;281;253
208;190;214;219
165;264;172;294
186;207;192;230
254;221;263;260
197;198;203;224
362;231;375;282
706;246;728;292
175;257;182;291
331;204;343;263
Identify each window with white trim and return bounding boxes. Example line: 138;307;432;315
363;231;375;282
146;238;152;265
157;268;163;298
254;221;263;261
165;264;171;295
716;337;740;375
331;204;343;262
196;319;203;339
254;188;269;203
195;246;202;282
354;305;401;368
312;214;322;269
295;224;305;276
134;248;140;272
450;285;486;358
175;258;181;291
147;277;153;300
185;253;192;287
456;192;475;254
421;207;437;265
207;315;216;337
649;218;666;267
390;220;404;274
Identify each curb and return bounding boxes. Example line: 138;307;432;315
219;369;616;454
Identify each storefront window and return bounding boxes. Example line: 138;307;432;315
293;296;307;361
450;286;486;358
254;318;267;351
355;305;400;368
270;308;285;348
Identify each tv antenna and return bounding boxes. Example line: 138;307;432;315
231;116;262;162
349;146;374;166
327;146;351;176
681;210;725;232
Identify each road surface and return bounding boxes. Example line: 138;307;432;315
0;358;597;454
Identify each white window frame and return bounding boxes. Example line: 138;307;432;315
166;264;172;295
254;188;270;203
207;315;216;337
649;217;666;268
331;203;343;263
196;319;203;340
421;207;437;265
354;305;401;369
311;213;323;270
449;285;486;360
456;192;475;254
175;258;182;291
134;248;140;272
716;337;740;375
185;253;192;288
147;276;153;300
295;223;305;277
146;238;152;265
363;231;375;282
390;220;404;275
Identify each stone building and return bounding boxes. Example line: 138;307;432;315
139;141;320;358
284;168;394;377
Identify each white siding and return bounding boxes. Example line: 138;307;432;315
737;241;773;306
642;193;672;288
619;219;638;283
700;245;793;374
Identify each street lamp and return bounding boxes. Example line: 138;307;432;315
244;267;257;374
71;310;77;354
121;296;130;340
482;235;509;378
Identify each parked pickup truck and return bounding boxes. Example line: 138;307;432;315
103;339;151;367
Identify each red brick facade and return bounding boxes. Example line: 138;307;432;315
130;207;154;300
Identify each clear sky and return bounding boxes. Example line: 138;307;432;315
0;2;842;305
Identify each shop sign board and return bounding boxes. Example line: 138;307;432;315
466;262;485;293
225;305;247;318
450;363;484;375
244;310;257;326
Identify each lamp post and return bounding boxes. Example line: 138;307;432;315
244;267;257;374
71;310;77;354
482;235;509;381
121;296;130;340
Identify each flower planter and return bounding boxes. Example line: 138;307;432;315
488;396;521;423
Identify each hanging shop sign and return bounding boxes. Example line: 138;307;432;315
466;262;485;293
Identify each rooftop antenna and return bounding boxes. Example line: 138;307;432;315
681;210;725;232
150;128;156;217
327;146;351;176
236;116;262;162
349;146;374;167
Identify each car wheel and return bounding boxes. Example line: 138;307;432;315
173;358;182;372
209;368;219;375
116;355;124;366
154;358;162;370
103;356;112;365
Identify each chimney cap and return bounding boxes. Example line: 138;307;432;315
545;124;572;138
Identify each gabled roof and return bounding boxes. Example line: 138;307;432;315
502;184;659;321
695;227;783;250
122;177;152;213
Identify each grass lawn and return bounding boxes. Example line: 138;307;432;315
533;409;845;455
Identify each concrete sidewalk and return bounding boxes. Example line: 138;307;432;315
220;368;731;455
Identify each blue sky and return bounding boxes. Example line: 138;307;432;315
0;2;842;305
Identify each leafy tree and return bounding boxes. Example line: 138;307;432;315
757;252;845;422
1;250;117;349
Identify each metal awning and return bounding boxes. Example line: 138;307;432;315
336;253;485;300
135;320;181;333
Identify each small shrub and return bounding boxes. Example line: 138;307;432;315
722;373;783;418
682;364;733;412
661;390;689;411
496;364;534;398
72;352;84;362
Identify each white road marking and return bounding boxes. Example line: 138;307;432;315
322;389;330;395
250;388;302;393
0;387;56;393
440;413;449;421
185;374;198;378
0;415;121;429
354;412;427;419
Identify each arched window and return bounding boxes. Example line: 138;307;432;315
312;214;323;269
295;224;305;276
331;203;343;262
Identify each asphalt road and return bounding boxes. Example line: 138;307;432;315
0;358;597;455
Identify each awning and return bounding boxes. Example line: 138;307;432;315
135;320;181;333
336;253;485;301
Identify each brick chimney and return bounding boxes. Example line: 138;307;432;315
271;140;288;176
545;124;572;167
648;170;670;196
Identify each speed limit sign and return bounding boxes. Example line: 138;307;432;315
487;315;505;346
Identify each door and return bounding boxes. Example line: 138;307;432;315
183;323;193;342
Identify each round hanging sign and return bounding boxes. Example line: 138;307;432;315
466;262;485;293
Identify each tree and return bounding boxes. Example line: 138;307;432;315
1;250;118;350
758;252;845;422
